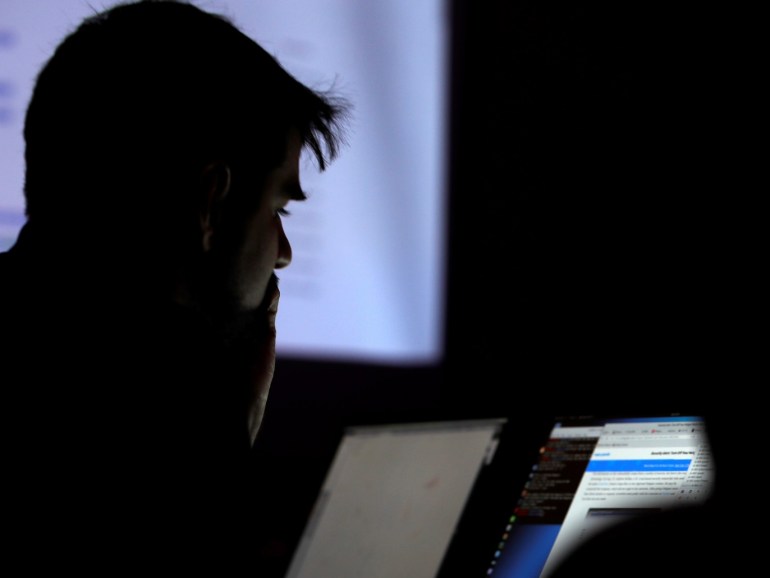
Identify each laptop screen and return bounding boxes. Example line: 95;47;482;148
284;418;507;578
477;415;714;578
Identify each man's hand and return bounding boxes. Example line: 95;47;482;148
245;275;280;446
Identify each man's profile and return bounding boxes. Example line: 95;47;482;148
0;0;348;565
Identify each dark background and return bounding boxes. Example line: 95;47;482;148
250;1;740;575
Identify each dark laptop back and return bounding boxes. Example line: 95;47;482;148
284;418;507;578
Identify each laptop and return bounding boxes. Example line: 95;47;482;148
435;413;715;578
283;413;714;578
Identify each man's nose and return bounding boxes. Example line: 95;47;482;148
275;218;292;269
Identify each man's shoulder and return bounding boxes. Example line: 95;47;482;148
0;248;28;327
0;247;17;278
0;245;29;292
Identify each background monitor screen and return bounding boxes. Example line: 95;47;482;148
0;0;449;365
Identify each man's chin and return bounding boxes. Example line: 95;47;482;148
235;272;280;314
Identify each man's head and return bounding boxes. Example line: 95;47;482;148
22;0;347;308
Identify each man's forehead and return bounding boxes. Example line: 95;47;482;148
249;127;305;203
275;134;306;201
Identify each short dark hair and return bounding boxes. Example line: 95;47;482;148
23;0;348;235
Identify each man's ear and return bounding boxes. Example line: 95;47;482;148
199;161;232;253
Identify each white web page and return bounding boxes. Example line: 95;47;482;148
539;419;714;577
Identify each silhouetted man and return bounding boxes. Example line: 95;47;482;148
0;0;348;568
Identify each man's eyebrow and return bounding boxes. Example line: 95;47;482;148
284;182;307;201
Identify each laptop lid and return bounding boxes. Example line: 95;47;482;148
284;418;507;578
